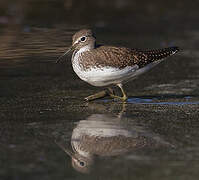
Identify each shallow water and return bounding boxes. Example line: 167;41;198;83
1;0;199;179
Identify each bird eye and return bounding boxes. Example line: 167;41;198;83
79;161;85;166
80;36;86;42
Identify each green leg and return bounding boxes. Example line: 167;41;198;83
109;83;128;101
84;90;108;101
108;87;114;95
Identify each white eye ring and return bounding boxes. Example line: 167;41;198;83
80;36;86;42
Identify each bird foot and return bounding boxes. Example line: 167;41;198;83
109;94;128;101
84;90;108;101
84;88;127;102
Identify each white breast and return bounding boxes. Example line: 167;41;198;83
72;45;92;82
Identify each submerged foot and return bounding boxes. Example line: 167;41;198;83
109;94;128;101
108;85;128;101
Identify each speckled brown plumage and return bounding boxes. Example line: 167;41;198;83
75;45;179;70
72;134;158;156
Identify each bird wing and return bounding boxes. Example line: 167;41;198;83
78;46;179;70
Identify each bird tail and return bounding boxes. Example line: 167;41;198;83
143;46;179;61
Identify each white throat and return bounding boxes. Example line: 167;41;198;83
77;45;93;54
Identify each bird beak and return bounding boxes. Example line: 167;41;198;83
55;140;75;158
56;45;74;63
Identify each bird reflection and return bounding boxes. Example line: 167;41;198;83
56;104;172;174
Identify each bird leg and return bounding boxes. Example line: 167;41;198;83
107;87;115;95
84;88;115;101
84;90;108;101
108;83;128;101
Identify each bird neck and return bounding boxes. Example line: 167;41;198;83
77;44;95;54
72;43;95;64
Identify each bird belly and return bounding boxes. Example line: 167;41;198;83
73;65;139;87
